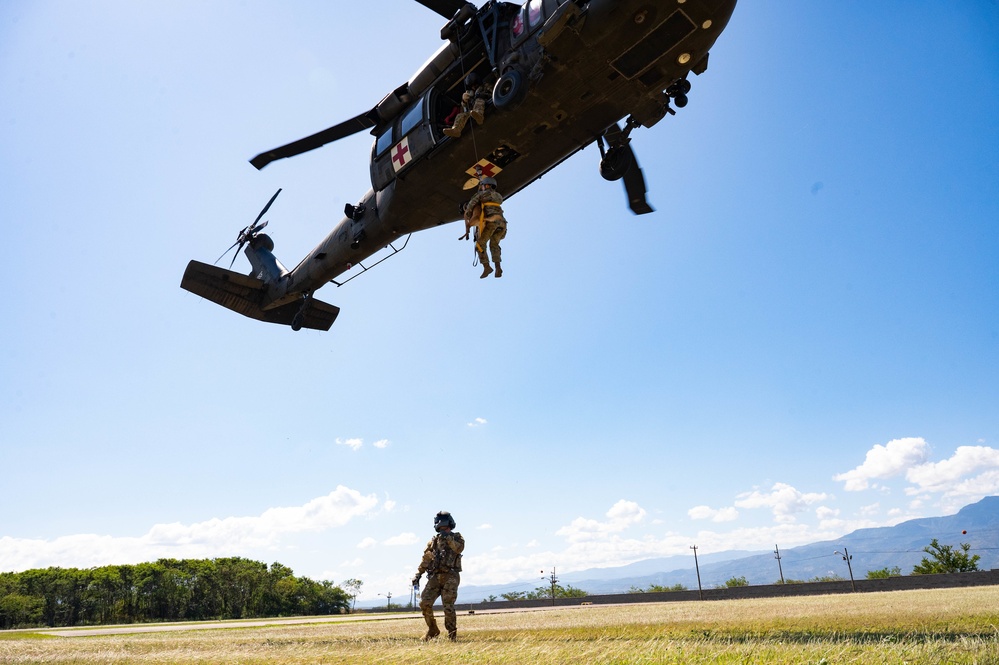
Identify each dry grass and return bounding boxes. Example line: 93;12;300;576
2;587;998;664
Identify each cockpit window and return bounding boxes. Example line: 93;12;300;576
528;0;543;28
375;127;394;156
400;100;424;138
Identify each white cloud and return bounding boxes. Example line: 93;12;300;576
336;437;364;451
373;439;390;449
357;537;377;549
555;500;647;543
688;505;739;523
467;418;487;428
833;437;930;491
477;523;493;530
858;503;880;517
0;486;379;572
735;483;829;523
384;499;397;512
815;505;840;521
383;532;419;546
905;446;999;499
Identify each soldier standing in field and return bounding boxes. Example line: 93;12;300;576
412;511;465;641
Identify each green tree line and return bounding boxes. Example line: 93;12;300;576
0;557;351;629
495;583;588;601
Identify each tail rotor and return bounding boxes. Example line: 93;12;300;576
215;188;282;269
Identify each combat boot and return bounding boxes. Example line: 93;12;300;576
444;113;468;138
422;627;440;641
448;631;458;642
480;263;493;278
470;98;485;125
494;261;502;278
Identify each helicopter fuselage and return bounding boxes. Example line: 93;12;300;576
184;0;738;329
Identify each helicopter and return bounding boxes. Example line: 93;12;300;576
181;0;738;331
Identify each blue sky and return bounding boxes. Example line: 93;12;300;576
2;1;997;600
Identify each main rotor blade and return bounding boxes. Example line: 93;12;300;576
621;146;654;215
414;0;471;20
250;111;379;170
253;189;282;226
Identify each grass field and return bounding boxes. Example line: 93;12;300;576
2;587;998;664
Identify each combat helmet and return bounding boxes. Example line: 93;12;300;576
434;511;456;532
479;176;497;189
464;72;480;89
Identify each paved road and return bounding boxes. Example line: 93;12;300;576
31;605;571;638
37;612;424;637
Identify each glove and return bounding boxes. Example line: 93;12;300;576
412;575;421;587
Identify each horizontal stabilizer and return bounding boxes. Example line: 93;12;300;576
180;260;339;331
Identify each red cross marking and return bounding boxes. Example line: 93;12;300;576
392;142;410;168
478;162;498;177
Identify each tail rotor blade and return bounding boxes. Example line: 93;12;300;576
215;239;242;266
254;188;282;226
215;189;281;270
228;242;244;270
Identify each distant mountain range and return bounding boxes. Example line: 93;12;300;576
457;496;999;602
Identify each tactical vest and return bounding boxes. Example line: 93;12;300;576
430;535;463;573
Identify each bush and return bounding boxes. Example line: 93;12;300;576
866;566;902;580
912;539;980;575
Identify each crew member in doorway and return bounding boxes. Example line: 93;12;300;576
444;73;487;138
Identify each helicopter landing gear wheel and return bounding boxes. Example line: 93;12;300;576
667;79;691;108
599;145;635;181
492;70;527;111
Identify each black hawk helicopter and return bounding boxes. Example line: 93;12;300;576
181;0;738;331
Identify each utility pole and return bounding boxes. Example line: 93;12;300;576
690;545;703;600
774;544;785;585
834;548;856;592
379;592;393;610
542;568;559;606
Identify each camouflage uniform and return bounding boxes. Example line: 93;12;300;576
444;84;487;138
464;188;507;278
416;530;464;640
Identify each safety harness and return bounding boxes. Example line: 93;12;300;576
474;201;503;252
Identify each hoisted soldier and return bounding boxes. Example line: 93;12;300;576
444;73;487;138
413;511;465;641
460;176;507;278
